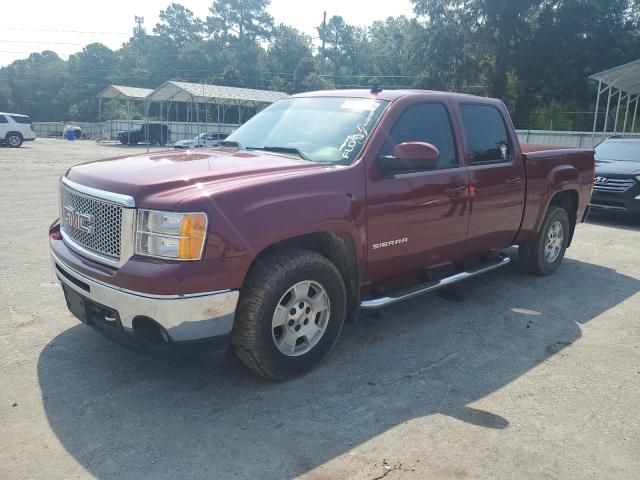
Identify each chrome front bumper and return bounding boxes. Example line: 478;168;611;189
52;251;239;342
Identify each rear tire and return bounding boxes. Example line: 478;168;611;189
6;132;22;148
232;249;346;380
519;205;570;275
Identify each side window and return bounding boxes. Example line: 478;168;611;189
460;104;511;163
381;103;458;170
0;116;8;124
10;115;30;124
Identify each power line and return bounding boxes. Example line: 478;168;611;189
0;50;81;55
0;27;129;35
0;40;87;46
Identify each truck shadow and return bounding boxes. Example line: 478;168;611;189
37;257;639;479
586;211;640;231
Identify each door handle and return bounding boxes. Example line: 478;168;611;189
445;185;467;196
505;176;522;185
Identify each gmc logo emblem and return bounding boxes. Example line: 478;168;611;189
63;206;94;234
594;176;609;184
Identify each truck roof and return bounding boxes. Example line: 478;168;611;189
291;89;499;104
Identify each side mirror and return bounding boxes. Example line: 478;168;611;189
379;142;440;173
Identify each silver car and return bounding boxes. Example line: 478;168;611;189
174;132;228;149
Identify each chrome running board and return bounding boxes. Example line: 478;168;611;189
360;254;511;310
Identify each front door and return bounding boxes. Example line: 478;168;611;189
365;100;471;284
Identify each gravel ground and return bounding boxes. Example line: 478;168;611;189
1;138;639;480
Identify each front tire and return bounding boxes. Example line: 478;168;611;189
519;205;570;275
232;249;346;380
6;133;22;148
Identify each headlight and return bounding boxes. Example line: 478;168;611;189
636;175;640;182
136;210;208;260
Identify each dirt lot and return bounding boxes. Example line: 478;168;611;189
1;138;639;480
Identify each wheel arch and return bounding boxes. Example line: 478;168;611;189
245;231;361;322
548;189;579;246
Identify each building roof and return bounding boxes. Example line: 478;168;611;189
97;85;154;100
146;81;288;106
590;58;640;96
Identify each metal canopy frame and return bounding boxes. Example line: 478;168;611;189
143;81;287;150
96;85;154;142
590;59;640;145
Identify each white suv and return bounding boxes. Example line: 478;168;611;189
0;112;36;147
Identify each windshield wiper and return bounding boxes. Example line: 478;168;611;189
248;146;309;160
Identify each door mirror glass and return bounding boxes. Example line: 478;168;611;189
380;142;440;172
393;141;440;161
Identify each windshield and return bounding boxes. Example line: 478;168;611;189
595;140;640;163
132;124;144;131
227;97;388;163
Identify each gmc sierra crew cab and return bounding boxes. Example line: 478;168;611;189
49;89;595;380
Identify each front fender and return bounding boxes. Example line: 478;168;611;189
178;165;367;289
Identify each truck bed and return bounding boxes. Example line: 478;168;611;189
514;145;595;245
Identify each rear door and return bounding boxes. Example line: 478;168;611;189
365;100;471;283
456;103;526;255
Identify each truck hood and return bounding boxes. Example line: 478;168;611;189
65;148;326;207
595;160;640;176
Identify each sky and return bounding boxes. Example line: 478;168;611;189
0;0;415;67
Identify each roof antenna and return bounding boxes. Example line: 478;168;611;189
371;83;383;94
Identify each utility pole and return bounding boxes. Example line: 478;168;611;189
320;11;326;75
134;16;145;37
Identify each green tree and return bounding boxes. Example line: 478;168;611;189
207;0;273;85
0;51;68;120
65;43;118;119
1;0;639;126
154;3;205;48
317;16;356;86
264;24;313;92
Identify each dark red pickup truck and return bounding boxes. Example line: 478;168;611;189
49;89;594;379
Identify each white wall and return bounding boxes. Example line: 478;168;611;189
516;130;640;148
32;121;640;148
32;121;239;142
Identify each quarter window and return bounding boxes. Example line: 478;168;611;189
380;103;458;170
10;115;31;124
460;104;511;163
0;116;8;124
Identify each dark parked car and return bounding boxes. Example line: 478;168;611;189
590;137;640;216
117;123;170;145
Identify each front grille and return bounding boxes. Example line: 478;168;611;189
60;185;123;259
593;178;635;193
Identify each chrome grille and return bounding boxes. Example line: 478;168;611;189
60;185;123;259
593;177;635;193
